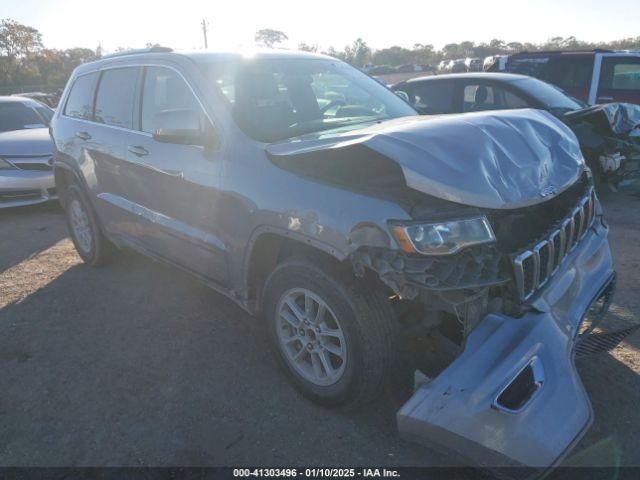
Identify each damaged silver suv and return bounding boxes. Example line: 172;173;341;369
51;47;616;469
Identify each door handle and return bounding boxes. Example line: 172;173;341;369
597;96;614;102
158;169;184;179
75;131;91;141
127;145;149;157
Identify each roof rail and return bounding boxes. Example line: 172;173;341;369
101;46;173;59
513;48;613;55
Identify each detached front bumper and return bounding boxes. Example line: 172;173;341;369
397;214;614;469
0;170;56;208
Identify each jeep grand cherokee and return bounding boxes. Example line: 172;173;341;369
51;47;616;469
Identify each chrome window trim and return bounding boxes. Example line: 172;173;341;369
60;62;215;137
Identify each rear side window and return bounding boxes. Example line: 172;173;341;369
94;67;139;129
140;66;203;134
35;106;53;124
549;56;593;89
600;57;640;90
412;82;456;114
64;73;97;120
462;83;529;112
506;56;551;81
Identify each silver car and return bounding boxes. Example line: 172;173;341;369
0;96;56;208
51;48;620;470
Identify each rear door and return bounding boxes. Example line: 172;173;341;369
123;65;229;285
89;66;143;237
594;54;640;105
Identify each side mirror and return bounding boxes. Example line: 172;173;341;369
395;90;410;103
152;108;206;146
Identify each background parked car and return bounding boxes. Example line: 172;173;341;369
12;91;61;108
366;65;396;75
448;59;466;73
488;49;640;105
482;54;507;71
0;96;56;208
464;57;482;72
391;72;640;189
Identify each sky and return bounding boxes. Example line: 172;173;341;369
2;0;638;53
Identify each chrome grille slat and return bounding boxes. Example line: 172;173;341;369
533;240;553;288
512;188;596;301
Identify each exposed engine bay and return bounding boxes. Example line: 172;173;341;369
564;102;640;190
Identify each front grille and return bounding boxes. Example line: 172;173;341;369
513;187;597;301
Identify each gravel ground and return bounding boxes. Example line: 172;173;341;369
0;191;638;470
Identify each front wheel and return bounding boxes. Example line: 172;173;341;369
262;258;398;409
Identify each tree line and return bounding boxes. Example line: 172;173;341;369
300;36;640;67
2;19;640;94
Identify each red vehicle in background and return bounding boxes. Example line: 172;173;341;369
488;49;640;105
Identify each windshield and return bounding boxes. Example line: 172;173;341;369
199;58;416;142
0;102;49;133
513;77;585;113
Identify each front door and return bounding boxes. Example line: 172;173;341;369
124;65;229;285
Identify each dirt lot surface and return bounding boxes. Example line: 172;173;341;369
0;191;638;471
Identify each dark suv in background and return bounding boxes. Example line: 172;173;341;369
489;49;640;105
51;47;617;470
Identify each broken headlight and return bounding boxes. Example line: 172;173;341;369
391;216;495;255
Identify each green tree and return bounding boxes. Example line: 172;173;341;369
0;18;43;59
298;42;318;53
255;29;288;48
342;38;371;67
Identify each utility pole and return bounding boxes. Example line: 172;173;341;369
201;19;209;49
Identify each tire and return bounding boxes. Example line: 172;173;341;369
262;257;399;409
64;183;116;266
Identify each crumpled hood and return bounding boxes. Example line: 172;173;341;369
268;109;584;210
564;102;640;136
0;128;53;157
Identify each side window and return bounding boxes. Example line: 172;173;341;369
94;67;139;129
412;82;456;114
503;90;529;109
462;84;528;112
140;66;203;134
507;56;551;81
549;56;593;89
64;72;97;120
600;57;640;90
35;106;54;124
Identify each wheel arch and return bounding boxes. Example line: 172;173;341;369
53;161;84;209
242;228;350;314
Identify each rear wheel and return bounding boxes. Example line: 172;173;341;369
262;257;398;409
64;184;116;266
